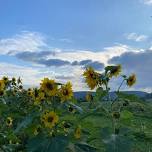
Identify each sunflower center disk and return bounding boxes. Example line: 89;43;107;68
47;116;54;123
46;83;54;90
63;89;69;95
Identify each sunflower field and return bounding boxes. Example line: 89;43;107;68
0;65;152;152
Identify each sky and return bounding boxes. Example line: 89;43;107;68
0;0;152;92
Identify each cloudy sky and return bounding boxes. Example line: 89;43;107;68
0;0;152;92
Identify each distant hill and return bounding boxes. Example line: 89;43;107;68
74;91;149;99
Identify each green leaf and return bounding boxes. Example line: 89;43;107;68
121;110;133;120
105;135;132;152
74;142;97;152
26;135;69;152
14;112;38;134
94;88;107;102
101;128;132;152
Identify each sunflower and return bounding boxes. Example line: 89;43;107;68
40;78;57;96
83;67;101;90
6;117;13;127
41;111;59;128
74;127;81;139
109;65;122;77
0;80;5;90
59;82;73;102
127;74;136;87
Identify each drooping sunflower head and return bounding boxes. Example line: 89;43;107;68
40;78;58;96
41;111;59;128
59;82;73;102
0;80;5;90
127;74;136;87
74;126;81;139
83;67;100;90
6;117;13;127
109;65;122;77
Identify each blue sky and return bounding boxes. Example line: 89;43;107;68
0;0;152;91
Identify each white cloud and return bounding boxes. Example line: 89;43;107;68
125;33;148;42
46;44;142;66
142;0;152;5
0;31;47;55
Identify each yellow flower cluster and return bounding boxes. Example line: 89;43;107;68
39;78;73;102
83;65;136;90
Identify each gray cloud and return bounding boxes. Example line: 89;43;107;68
16;51;104;70
109;50;152;90
83;61;104;71
72;59;104;70
79;59;92;65
37;59;70;66
16;51;70;67
16;51;54;62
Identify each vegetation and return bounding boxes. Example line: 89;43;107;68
0;65;152;152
